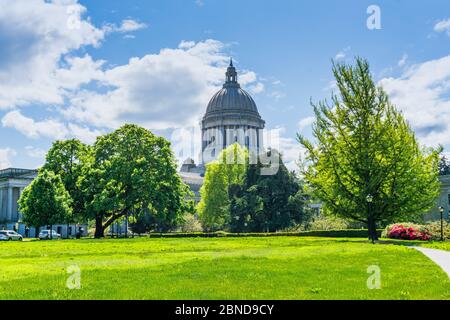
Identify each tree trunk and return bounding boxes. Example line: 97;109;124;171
367;218;378;243
94;216;105;239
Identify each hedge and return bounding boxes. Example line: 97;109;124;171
148;229;383;239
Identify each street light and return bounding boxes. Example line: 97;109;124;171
366;194;374;242
439;206;445;242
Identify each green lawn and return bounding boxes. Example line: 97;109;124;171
0;237;448;300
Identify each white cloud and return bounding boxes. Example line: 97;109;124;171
104;19;148;34
380;55;450;147
398;54;408;67
334;47;351;61
0;148;16;170
25;146;47;160
434;19;450;36
0;0;105;109
2;110;101;144
298;116;315;131
62;40;263;130
266;127;305;171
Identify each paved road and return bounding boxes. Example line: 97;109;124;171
413;247;450;278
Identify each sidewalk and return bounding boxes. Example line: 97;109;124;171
413;246;450;278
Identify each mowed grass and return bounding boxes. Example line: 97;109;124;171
0;237;449;300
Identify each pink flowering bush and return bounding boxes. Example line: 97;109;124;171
382;223;431;241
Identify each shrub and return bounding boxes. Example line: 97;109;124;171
178;214;203;233
382;223;431;241
424;221;450;241
148;229;382;239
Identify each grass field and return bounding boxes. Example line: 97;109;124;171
0;237;449;300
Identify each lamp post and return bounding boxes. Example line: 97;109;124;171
439;206;445;242
366;194;374;242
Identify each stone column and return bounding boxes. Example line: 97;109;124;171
18;187;24;221
7;186;13;222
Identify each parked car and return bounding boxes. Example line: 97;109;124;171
0;230;23;241
38;230;61;240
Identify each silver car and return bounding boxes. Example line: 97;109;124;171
38;230;61;240
0;230;23;241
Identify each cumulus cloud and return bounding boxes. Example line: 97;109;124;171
266;127;305;171
0;148;16;169
2;110;101;144
62;40;263;130
380;55;450;147
434;19;450;36
0;0;105;109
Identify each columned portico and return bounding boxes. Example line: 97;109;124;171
0;169;38;225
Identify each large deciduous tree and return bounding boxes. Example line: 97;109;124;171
298;58;440;242
19;170;72;237
197;143;248;231
80;124;191;238
42;139;90;224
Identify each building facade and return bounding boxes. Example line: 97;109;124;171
0;168;86;237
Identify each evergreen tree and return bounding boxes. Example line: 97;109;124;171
230;150;310;232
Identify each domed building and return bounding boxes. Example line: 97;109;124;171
201;59;265;164
180;59;266;200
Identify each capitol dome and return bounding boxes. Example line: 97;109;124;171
206;83;259;114
201;59;265;164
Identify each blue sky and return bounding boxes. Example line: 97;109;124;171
1;0;450;169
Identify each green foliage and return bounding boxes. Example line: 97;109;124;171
298;58;441;241
42;139;90;223
128;209;154;235
307;216;355;231
79;124;191;237
19;170;72;229
382;221;450;241
178;213;203;233
147;229;381;238
229;150;311;232
197;143;248;231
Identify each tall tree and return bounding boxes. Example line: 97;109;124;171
19;170;72;238
80;124;191;238
197;143;248;231
229;150;309;232
298;58;440;242
42;139;90;224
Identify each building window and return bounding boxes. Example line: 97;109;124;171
211;149;215;158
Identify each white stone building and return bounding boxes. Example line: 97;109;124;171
0;168;86;238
